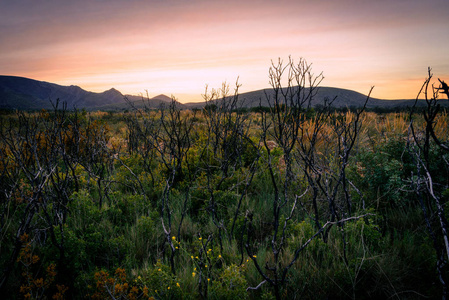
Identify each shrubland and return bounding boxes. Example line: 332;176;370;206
0;61;448;299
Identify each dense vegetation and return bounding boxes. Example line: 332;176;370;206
1;60;448;299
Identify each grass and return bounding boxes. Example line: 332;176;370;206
0;109;447;299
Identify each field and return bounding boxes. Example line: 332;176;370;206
1;70;448;299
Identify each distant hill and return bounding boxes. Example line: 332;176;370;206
1;75;445;111
94;94;186;110
0;76;177;110
184;87;434;110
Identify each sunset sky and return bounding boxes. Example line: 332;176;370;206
1;0;448;102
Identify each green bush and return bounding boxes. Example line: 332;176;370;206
142;262;184;299
209;264;248;300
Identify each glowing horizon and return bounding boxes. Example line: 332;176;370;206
1;0;448;103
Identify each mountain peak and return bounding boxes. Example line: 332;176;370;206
151;94;173;103
0;76;127;110
103;87;121;94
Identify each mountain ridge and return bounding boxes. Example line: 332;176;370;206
0;75;436;111
0;75;177;110
184;86;429;110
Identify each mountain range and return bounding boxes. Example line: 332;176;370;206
0;75;435;111
0;75;176;110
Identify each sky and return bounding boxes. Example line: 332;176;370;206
1;0;448;102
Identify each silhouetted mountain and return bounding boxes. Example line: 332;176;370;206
125;94;185;109
95;93;185;110
1;75;442;111
184;86;434;110
0;76;177;110
151;94;173;103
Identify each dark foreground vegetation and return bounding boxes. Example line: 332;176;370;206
1;59;448;299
